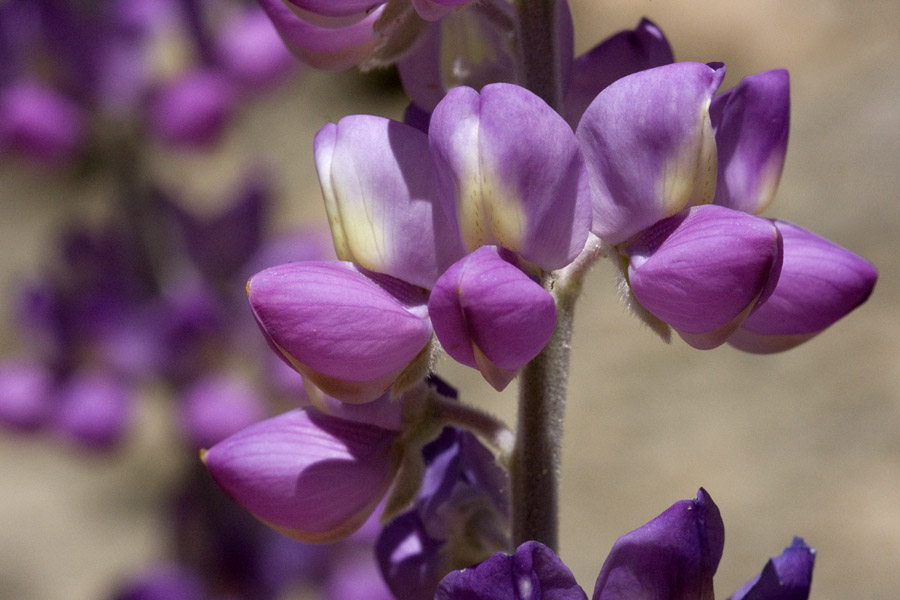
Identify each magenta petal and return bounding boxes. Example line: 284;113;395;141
283;0;383;19
729;220;877;353
216;6;295;89
247;261;432;403
0;80;86;166
53;371;134;450
0;360;55;432
148;69;237;148
564;18;674;127
429;247;557;390
178;374;268;450
624;205;782;349
711;69;790;214
203;408;400;543
257;0;383;71
593;488;724;600
577;62;725;245
430;84;592;270
315;117;464;288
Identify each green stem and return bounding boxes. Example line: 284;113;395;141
511;236;606;550
515;0;562;111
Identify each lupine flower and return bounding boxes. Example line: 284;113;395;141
377;424;510;599
202;405;403;543
435;489;816;600
577;62;876;350
0;360;55;432
250;83;590;398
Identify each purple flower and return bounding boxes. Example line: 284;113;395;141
0;359;55;432
147;68;238;148
577;62;876;350
202;407;401;543
729;537;815;600
52;370;134;449
178;373;268;450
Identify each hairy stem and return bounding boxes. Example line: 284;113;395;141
511;236;606;550
515;0;561;111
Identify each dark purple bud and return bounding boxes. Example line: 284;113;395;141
728;537;815;600
436;540;588;600
592;488;724;600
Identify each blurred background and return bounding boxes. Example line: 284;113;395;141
1;0;898;598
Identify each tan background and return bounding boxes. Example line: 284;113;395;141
1;0;899;597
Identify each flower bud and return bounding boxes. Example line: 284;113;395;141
203;408;400;543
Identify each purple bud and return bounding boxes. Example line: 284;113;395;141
148;69;237;148
728;537;815;600
178;374;268;450
0;359;55;432
711;69;790;215
592;488;724;600
112;563;208;600
623;205;782;349
247;261;433;403
429;247;557;390
52;371;134;450
729;220;877;353
256;0;385;72
0;80;85;167
435;541;588;600
203;408;400;543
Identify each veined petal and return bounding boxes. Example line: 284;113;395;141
257;0;384;71
624;205;782;349
729;220;877;353
430;84;592;270
728;537;815;600
592;488;724;600
428;247;557;391
711;69;790;214
564;18;674;127
247;262;432;403
577;62;725;245
436;541;588;600
203;408;400;543
315;117;464;288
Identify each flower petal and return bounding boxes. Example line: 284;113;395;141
729;220;877;353
577;62;725;245
429;247;557;390
564;18;674;127
436;541;588;600
728;537;815;600
315;116;464;288
203;408;400;543
247;261;432;403
711;69;790;214
592;488;724;600
0;359;55;432
257;0;384;71
430;84;592;270
624;205;782;349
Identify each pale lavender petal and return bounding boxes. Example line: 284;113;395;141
309;391;404;431
564;18;674;126
147;69;237;148
0;359;55;432
430;83;592;270
624;205;782;349
203;408;400;543
711;69;790;214
377;510;446;600
217;5;296;89
729;220;877;353
257;0;384;71
52;371;134;449
0;80;85;166
728;537;815;600
576;62;725;245
436;541;588;600
411;0;464;21
428;247;556;390
283;0;383;18
178;374;268;450
593;488;724;600
247;261;432;403
315;116;464;288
